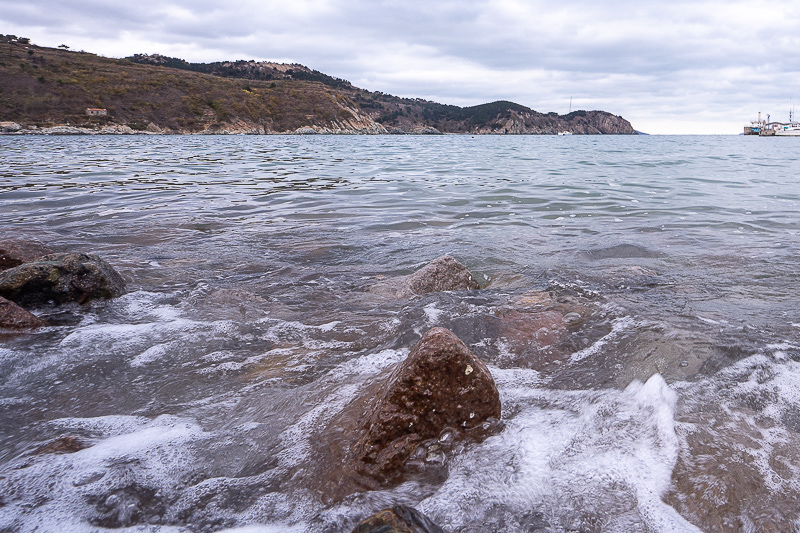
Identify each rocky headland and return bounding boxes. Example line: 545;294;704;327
0;35;637;135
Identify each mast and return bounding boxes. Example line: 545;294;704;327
569;96;572;114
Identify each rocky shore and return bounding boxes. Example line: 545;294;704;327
0;240;609;531
0;239;126;329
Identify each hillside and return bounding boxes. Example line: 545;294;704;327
0;36;636;135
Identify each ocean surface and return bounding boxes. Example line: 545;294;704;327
1;134;799;532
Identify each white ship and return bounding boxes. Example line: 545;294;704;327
745;109;800;136
775;121;800;136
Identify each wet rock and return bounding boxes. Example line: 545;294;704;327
353;505;444;533
492;290;595;370
0;252;126;306
0;238;53;270
36;435;89;454
0;295;47;329
408;255;480;295
373;255;480;298
585;243;665;260
355;327;500;480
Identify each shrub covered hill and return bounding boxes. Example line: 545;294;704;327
0;36;636;135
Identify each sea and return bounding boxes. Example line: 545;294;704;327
1;134;799;532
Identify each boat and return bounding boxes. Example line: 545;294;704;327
747;108;800;136
774;110;800;137
558;131;573;136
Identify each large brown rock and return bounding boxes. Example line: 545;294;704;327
0;296;47;329
352;505;444;533
355;327;500;480
0;239;53;270
0;253;126;306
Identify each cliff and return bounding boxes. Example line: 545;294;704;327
0;36;636;135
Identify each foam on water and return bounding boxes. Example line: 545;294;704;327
407;373;699;532
0;415;208;532
3;136;800;530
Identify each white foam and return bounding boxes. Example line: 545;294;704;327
423;302;444;325
2;415;208;532
417;374;698;532
570;316;636;362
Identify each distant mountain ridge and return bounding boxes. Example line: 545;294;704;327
0;36;636;135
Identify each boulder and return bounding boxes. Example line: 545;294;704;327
0;253;126;306
0;122;22;133
355;327;500;480
372;255;480;298
408;255;480;295
0;239;53;270
0;296;47;329
352;505;444;533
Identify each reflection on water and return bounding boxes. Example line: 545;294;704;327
1;135;799;531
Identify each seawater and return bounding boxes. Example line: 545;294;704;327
1;135;799;532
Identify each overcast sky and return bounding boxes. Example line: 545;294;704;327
2;0;798;134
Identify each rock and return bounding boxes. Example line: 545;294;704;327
0;296;47;329
353;505;444;533
0;239;54;270
0;121;22;133
36;435;89;454
355;327;500;480
408;255;480;295
373;255;481;298
0;252;126;306
492;290;593;370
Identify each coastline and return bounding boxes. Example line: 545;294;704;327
0;121;636;136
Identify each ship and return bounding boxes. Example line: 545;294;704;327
745;109;800;136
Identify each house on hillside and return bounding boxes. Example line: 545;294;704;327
86;108;107;116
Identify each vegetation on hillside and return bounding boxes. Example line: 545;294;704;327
0;36;636;134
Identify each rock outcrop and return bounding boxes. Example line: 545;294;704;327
353;506;444;533
0;252;126;306
0;296;46;329
355;327;500;480
0;239;53;270
0;121;22;133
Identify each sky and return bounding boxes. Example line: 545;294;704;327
2;0;799;134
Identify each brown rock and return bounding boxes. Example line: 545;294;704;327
0;295;47;329
36;435;89;454
352;505;444;533
355;327;500;480
0;252;126;306
408;255;480;295
372;255;481;298
0;239;53;270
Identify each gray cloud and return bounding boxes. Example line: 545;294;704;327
1;0;798;133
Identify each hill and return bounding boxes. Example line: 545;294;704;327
0;36;636;135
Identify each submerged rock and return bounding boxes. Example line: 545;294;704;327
353;505;444;533
355;327;500;480
373;255;480;298
0;252;126;306
36;435;89;454
408;255;480;295
0;239;53;270
0;295;47;329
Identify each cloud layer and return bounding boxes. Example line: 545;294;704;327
2;0;798;133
